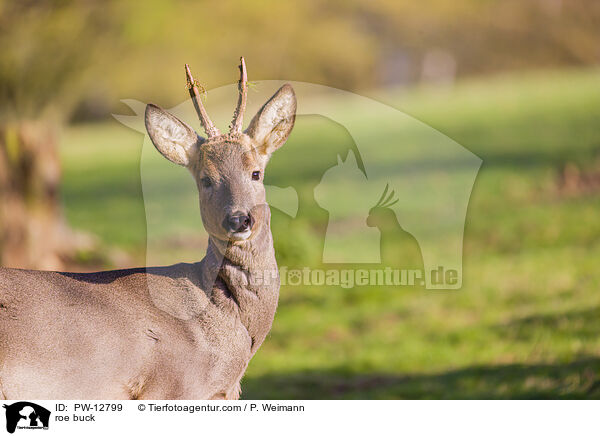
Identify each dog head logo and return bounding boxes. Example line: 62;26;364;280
2;402;50;433
115;80;482;290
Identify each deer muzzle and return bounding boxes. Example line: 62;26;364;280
224;212;255;240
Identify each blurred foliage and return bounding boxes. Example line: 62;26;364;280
3;0;599;397
58;69;600;398
0;0;123;121
0;0;598;121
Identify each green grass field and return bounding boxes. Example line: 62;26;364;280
60;68;600;398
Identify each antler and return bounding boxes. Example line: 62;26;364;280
230;56;247;135
185;64;220;138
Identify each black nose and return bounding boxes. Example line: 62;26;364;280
225;213;254;233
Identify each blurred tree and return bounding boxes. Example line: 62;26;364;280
1;0;599;268
353;0;600;83
67;0;600;114
3;0;599;117
0;0;121;268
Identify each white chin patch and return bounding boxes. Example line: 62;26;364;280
230;229;252;241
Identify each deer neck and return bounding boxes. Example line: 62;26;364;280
201;207;279;353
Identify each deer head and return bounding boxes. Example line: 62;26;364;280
144;58;296;245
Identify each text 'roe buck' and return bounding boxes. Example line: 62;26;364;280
0;58;296;399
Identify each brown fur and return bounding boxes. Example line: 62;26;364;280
0;84;296;399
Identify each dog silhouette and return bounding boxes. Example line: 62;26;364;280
3;402;50;434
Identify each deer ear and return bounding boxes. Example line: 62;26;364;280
246;84;296;155
145;104;202;166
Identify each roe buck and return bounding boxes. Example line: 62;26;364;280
0;58;296;399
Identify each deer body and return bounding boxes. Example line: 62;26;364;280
0;60;296;399
0;223;276;399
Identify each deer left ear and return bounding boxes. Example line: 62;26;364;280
145;104;202;167
246;84;296;155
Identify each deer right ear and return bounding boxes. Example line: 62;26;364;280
145;104;202;166
245;84;296;156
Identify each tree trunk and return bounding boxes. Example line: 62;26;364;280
0;121;70;270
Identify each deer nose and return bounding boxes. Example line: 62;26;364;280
225;212;254;233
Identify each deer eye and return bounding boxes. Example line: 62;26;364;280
201;177;212;188
252;170;261;181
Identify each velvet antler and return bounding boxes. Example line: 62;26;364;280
185;64;220;138
230;57;248;135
